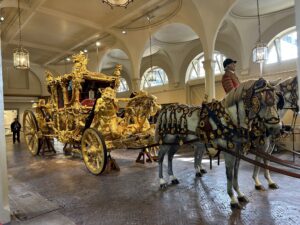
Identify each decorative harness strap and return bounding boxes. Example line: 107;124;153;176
158;104;200;138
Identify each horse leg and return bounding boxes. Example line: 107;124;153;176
224;153;240;208
168;146;179;184
193;142;206;177
252;155;265;190
263;143;279;189
158;145;168;189
264;158;279;189
233;157;249;203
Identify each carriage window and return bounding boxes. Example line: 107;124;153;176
186;51;227;83
266;28;298;64
141;66;169;89
117;78;129;93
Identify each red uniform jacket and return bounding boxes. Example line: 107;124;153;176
222;70;240;94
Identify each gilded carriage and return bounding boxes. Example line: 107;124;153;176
23;52;160;175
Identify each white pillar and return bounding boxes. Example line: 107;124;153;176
203;59;216;101
295;0;300;107
132;78;141;91
0;32;10;224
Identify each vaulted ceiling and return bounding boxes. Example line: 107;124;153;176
0;0;295;67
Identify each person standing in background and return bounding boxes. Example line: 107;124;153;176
11;117;21;144
221;58;240;94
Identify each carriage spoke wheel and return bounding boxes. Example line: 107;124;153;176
23;110;41;155
81;128;107;175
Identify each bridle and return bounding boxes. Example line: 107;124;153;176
278;78;299;131
244;80;281;126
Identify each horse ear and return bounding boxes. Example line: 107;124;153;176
269;78;282;86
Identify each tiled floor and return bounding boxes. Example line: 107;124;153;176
6;136;300;225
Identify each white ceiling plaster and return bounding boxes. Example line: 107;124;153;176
108;49;129;60
232;0;294;17
153;23;198;43
143;45;160;57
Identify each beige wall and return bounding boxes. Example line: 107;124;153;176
4;97;38;130
147;87;186;105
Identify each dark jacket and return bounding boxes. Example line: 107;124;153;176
11;121;21;132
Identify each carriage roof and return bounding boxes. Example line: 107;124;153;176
45;52;121;89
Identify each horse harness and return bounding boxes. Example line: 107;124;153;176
157;79;280;153
157;104;201;144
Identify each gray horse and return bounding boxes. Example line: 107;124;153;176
252;76;298;190
156;78;283;208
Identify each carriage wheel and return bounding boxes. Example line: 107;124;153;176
23;110;41;155
81;128;107;175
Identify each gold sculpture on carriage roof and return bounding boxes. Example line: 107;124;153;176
23;52;161;175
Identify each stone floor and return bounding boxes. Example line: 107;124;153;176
6;136;300;225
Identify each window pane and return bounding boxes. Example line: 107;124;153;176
186;51;226;82
141;66;168;89
117;78;129;92
280;32;298;61
266;46;278;64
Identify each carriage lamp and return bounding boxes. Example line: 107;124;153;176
102;0;133;8
13;0;30;69
252;0;267;74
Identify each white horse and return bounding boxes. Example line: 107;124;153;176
252;76;298;190
156;78;282;208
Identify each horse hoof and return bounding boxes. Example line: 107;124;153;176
238;196;249;203
230;202;242;209
200;169;207;174
269;183;279;189
160;183;168;189
195;172;202;177
255;185;265;191
171;179;180;185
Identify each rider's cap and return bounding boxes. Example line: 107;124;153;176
223;58;237;68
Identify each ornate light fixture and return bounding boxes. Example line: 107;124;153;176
252;0;267;74
13;0;30;69
147;16;156;82
102;0;133;9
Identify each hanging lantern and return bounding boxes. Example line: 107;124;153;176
252;0;267;75
252;42;268;63
148;68;156;82
102;0;133;8
13;0;30;70
147;16;156;82
13;47;30;69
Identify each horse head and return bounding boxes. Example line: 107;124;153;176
245;78;282;135
276;76;299;112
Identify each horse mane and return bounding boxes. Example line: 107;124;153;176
222;79;257;108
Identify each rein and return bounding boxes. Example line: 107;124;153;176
219;147;300;179
249;148;300;170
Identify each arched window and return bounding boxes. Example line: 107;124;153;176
266;28;298;64
141;66;168;89
117;78;129;93
186;51;227;82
